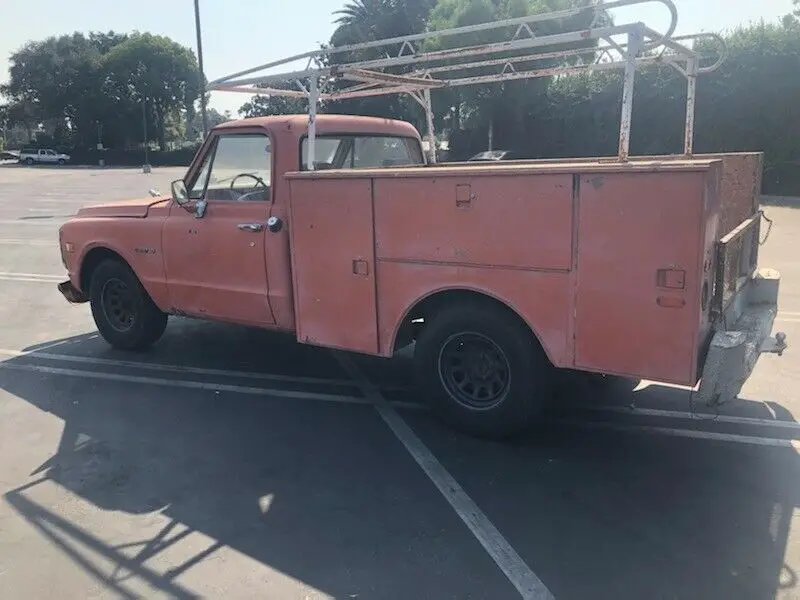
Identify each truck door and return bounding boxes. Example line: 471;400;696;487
574;171;706;384
286;177;378;354
162;131;276;326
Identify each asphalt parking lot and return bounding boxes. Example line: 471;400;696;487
1;164;799;600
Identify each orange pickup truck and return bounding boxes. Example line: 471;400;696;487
57;114;787;438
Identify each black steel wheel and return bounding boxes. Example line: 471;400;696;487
438;332;510;410
100;278;137;332
89;258;168;350
414;300;554;439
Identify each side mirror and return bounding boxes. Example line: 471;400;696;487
170;179;189;205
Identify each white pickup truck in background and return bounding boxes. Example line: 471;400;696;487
18;148;71;165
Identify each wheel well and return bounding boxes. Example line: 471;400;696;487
79;247;130;292
393;289;538;353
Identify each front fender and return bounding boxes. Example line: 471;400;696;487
62;216;170;310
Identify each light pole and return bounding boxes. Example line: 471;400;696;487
142;95;151;173
194;0;209;139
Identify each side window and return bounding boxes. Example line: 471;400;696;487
300;137;346;171
300;135;423;170
353;136;422;168
190;133;272;202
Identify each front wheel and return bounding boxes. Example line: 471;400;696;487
25;157;34;165
57;158;66;165
89;259;168;350
413;302;554;439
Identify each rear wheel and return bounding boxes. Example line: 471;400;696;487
57;158;66;165
89;259;168;350
414;302;554;439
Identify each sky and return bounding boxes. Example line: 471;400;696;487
1;0;795;116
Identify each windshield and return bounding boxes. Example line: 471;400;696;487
188;133;272;201
206;134;271;190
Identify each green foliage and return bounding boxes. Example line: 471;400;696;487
318;2;800;192
99;33;203;150
325;0;437;129
3;31;202;151
188;108;232;138
506;20;800;167
425;0;603;137
238;94;309;118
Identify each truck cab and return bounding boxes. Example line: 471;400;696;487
58;115;424;335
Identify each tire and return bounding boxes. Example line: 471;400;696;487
413;302;553;439
57;158;66;165
25;157;34;165
88;259;168;351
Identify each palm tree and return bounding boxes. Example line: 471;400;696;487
333;0;434;44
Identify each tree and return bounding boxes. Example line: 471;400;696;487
327;0;437;129
334;0;434;43
2;30;202;150
238;94;310;118
3;33;108;146
425;0;606;153
189;107;231;139
101;33;203;150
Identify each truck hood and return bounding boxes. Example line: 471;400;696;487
76;196;170;219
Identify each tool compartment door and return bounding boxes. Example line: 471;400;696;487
287;177;378;354
574;171;707;385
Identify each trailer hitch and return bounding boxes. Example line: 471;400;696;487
761;331;788;356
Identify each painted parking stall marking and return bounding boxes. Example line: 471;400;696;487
334;351;555;600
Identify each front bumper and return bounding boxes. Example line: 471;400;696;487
58;279;89;304
696;268;788;406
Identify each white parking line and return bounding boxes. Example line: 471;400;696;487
0;275;63;284
0;238;56;246
0;361;374;406
0;219;63;226
574;405;800;433
0;271;64;283
333;351;554;600
560;419;800;450
0;347;403;391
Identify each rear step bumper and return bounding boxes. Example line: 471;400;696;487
696;268;788;406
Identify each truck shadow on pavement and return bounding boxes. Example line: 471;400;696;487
2;324;799;599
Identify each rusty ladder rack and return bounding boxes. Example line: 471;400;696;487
207;0;726;167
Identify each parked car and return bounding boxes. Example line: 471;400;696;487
467;150;525;161
18;148;71;165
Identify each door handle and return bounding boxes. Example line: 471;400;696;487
237;223;264;232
